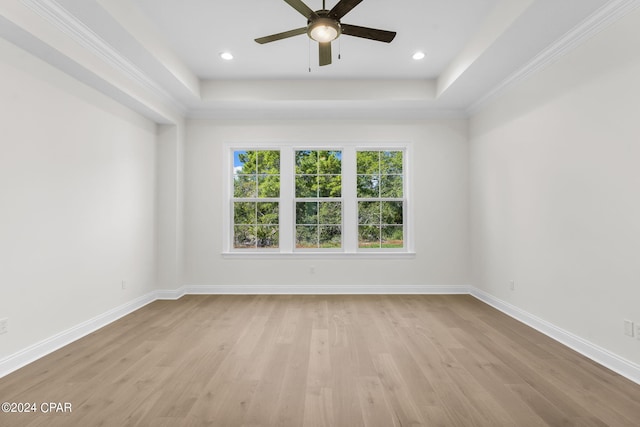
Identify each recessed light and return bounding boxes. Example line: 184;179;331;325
220;52;234;61
412;51;425;60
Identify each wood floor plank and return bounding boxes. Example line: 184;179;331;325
506;382;579;426
1;295;640;427
269;314;312;426
448;347;548;426
302;387;334;427
373;353;425;426
356;376;398;427
303;328;333;427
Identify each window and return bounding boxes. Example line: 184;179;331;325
295;150;342;249
357;151;404;249
233;150;280;249
225;144;411;256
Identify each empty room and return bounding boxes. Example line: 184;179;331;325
1;0;640;425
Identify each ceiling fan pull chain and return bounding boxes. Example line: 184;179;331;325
338;37;341;60
308;38;312;72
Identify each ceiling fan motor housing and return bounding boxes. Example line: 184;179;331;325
307;11;342;42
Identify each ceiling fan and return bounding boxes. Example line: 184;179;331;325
255;0;397;66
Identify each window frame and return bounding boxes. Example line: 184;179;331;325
294;149;344;252
223;142;414;258
356;149;406;251
231;149;282;251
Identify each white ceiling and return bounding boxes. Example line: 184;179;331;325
0;0;634;121
131;0;499;80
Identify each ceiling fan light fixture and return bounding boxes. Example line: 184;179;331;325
308;18;340;43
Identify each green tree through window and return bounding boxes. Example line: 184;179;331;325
228;146;408;253
357;151;404;248
233;150;280;248
295;151;342;248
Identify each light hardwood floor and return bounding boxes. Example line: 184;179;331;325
1;295;639;426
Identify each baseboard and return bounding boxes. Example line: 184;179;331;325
180;284;471;295
156;287;186;300
470;287;640;386
0;292;156;379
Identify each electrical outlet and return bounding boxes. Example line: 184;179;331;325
121;280;126;290
509;280;515;291
0;318;8;335
624;320;634;337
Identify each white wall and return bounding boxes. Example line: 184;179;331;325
0;38;157;359
156;124;185;291
184;118;470;289
470;9;640;365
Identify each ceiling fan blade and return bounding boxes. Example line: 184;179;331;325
255;27;307;44
319;42;332;66
341;24;396;43
328;0;363;20
284;0;319;20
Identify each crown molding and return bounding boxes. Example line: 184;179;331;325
467;0;640;115
186;105;469;121
20;0;187;116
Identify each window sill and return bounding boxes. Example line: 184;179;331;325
222;251;416;260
